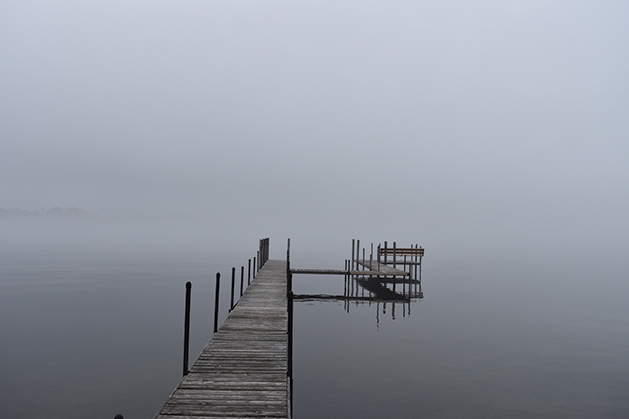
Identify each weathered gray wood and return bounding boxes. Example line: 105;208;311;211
290;268;409;276
155;260;289;419
379;247;424;256
353;260;410;276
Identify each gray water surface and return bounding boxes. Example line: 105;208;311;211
1;240;628;418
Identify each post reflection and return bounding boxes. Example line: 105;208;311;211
292;271;423;327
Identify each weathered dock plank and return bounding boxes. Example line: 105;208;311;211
354;260;410;276
155;259;289;419
290;268;409;276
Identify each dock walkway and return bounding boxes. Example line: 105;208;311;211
354;259;410;276
155;259;289;419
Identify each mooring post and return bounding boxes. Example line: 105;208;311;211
183;281;191;376
419;245;422;283
253;256;256;279
286;239;294;419
344;259;348;293
413;244;418;281
248;259;251;285
403;254;407;296
351;239;355;271
362;246;366;297
356;239;360;271
286;238;291;297
264;238;269;265
362;247;365;271
384;241;388;265
393;242;397;292
257;250;260;271
393;241;397;270
213;273;220;334
230;267;235;311
240;265;244;297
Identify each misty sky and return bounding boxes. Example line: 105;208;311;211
1;1;628;254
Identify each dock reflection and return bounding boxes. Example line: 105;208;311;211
290;238;425;324
292;273;423;326
287;239;426;415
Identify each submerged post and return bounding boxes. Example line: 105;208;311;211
213;273;220;334
183;281;191;376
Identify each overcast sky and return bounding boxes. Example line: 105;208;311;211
1;1;628;256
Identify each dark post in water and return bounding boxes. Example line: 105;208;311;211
183;281;191;376
230;267;235;311
213;273;220;334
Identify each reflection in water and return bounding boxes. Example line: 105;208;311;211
293;271;424;328
289;270;425;415
289;240;427;416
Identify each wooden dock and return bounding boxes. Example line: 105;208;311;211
155;259;290;419
354;259;410;276
291;263;410;277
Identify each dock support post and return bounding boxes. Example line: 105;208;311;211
351;239;355;271
384;241;388;286
393;242;397;292
286;238;291;297
213;273;220;334
393;242;397;270
384;241;388;265
230;267;235;311
183;281;191;376
344;259;348;305
240;266;244;297
248;259;251;285
356;239;360;270
362;247;365;271
253;257;256;279
286;238;294;419
403;254;407;296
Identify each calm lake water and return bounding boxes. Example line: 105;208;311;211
1;236;628;418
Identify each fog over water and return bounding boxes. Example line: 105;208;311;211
2;1;628;255
1;1;629;418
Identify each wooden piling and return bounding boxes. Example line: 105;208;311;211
183;281;191;377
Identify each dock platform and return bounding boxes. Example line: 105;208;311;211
354;259;410;276
155;259;289;419
291;263;410;277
